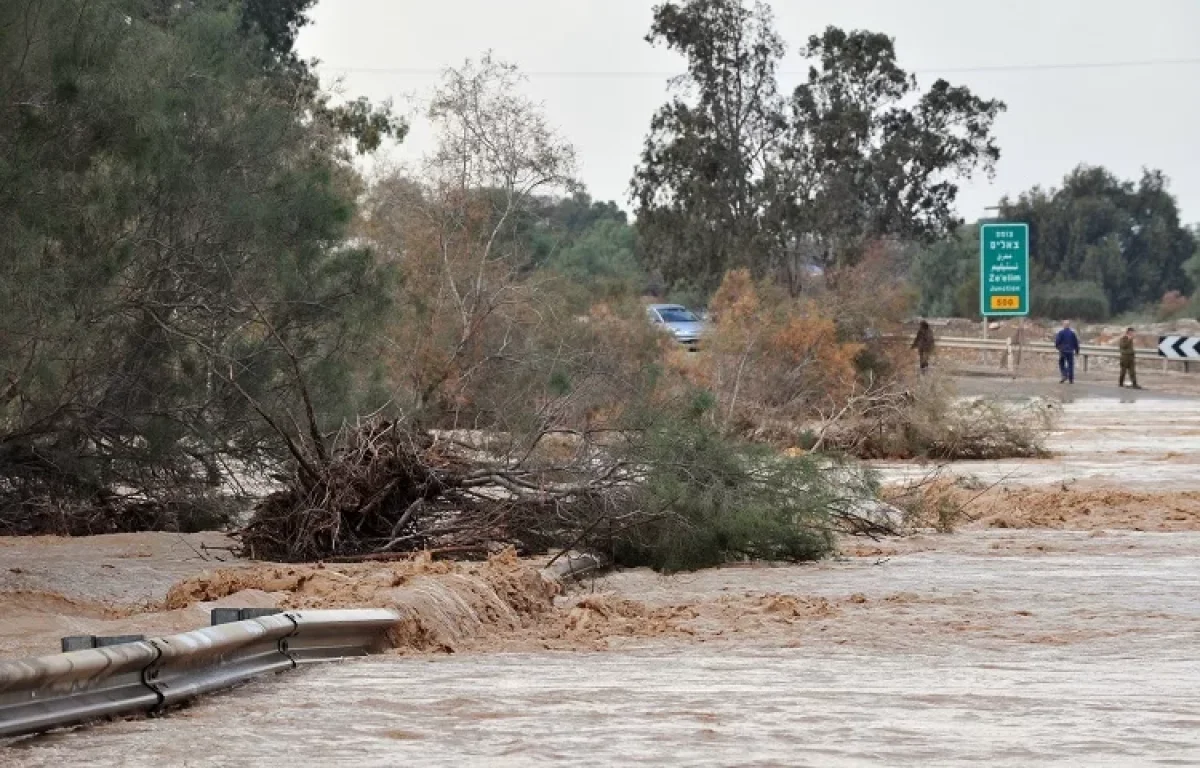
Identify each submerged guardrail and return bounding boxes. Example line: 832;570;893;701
0;609;399;739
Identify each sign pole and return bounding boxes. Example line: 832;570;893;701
1016;317;1025;370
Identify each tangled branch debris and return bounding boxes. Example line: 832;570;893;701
240;416;883;569
818;381;1056;461
240;420;626;562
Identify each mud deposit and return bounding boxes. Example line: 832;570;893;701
938;486;1200;531
0;532;252;658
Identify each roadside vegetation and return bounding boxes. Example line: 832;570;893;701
0;0;1147;571
910;169;1198;323
820;378;1055;461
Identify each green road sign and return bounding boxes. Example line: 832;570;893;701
979;222;1029;317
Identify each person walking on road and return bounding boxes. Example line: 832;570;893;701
912;320;935;373
1055;319;1080;384
1119;327;1141;389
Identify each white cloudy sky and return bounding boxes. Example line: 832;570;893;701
298;0;1200;221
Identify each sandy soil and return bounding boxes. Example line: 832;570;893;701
0;536;558;659
966;487;1200;531
0;531;243;604
888;484;1200;532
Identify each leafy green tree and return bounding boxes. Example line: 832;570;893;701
1184;225;1200;287
631;0;787;295
782;28;1003;270
0;0;398;529
540;192;628;239
610;405;862;572
1031;281;1110;322
631;0;1004;296
526;191;632;270
1001;166;1197;314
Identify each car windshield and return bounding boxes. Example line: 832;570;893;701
657;307;699;323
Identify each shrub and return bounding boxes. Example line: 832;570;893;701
883;478;968;533
683;269;862;438
1157;290;1190;321
821;376;1055;460
607;405;875;572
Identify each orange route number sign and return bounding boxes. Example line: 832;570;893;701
990;295;1020;311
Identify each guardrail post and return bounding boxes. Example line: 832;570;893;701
1163;358;1169;372
1082;354;1089;373
1004;339;1013;372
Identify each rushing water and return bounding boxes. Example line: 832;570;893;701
15;646;1199;768
8;530;1200;767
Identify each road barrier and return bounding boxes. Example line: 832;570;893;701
903;336;1188;374
0;609;399;740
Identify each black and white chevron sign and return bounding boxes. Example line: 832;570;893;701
1158;335;1200;359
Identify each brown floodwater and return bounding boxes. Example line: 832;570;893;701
6;530;1200;766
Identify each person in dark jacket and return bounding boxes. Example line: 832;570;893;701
1119;327;1141;389
912;320;935;373
1054;319;1081;383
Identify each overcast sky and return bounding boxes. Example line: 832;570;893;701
298;0;1200;222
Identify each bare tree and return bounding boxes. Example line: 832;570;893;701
360;55;578;419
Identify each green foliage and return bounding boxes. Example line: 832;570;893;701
539;192;629;244
784;28;1004;266
1001;166;1197;314
1032;281;1111;322
428;188;637;282
609;400;871;572
910;227;978;317
632;0;1004;294
545;218;645;291
1183;226;1200;293
233;0;404;153
631;0;787;295
665;283;709;312
239;0;317;64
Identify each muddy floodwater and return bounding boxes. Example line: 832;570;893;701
8;530;1200;767
5;387;1200;766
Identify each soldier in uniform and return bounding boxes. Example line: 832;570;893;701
912;320;935;373
1119;327;1141;389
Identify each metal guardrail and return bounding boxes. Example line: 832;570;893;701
0;608;399;740
901;336;1187;374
